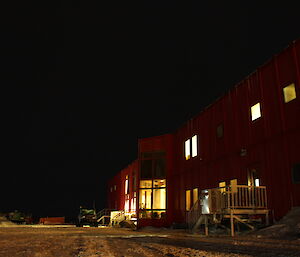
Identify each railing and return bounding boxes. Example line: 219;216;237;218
223;185;267;209
96;209;114;225
186;199;202;231
186;185;268;231
110;210;125;226
96;209;113;220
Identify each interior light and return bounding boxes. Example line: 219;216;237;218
251;103;261;121
283;83;296;103
192;135;198;157
185;139;190;160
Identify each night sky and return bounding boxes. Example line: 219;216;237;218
2;1;299;219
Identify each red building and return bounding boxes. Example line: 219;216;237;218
107;39;300;228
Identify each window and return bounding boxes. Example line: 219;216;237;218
140;180;152;188
125;175;129;194
185;135;198;160
283;83;296;103
186;190;191;211
192;135;198;157
251;102;261;121
153;179;166;188
292;163;300;184
139;152;167;219
139;180;166;219
139;189;152;209
153;188;166;209
141;160;152;179
185;139;190;160
216;124;224;138
131;197;136;213
153;159;166;178
255;178;260;187
248;169;259;187
125;199;130;213
193;188;198;205
114;185;117;191
141;154;166;179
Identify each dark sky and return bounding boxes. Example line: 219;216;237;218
2;1;299;218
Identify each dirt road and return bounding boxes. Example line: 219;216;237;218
0;226;299;257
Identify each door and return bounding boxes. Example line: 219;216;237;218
248;168;260;187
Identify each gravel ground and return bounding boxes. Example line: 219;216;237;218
0;226;299;257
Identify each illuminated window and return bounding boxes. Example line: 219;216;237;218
186;190;191;211
153;179;166;188
251;103;261;121
125;176;129;194
140;180;152;188
193;188;198;205
139;152;167;219
192;135;198;157
283;83;296;103
125;199;130;213
114;185;117;191
153;188;166;209
139;189;152;209
185;139;190;160
219;181;226;193
131;198;136;213
185;136;198;160
254;178;260;187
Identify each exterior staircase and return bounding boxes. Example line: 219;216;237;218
187;183;269;236
96;209;113;226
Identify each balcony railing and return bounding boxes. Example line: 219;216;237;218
224;185;267;209
187;185;268;232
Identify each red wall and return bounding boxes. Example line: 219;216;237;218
107;39;300;225
172;39;300;222
138;134;174;228
107;160;138;212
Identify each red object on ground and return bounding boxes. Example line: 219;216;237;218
39;217;65;225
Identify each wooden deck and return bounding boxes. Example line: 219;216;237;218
187;184;269;236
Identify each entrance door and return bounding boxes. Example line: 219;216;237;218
248;167;260;187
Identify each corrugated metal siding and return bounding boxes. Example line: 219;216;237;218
172;40;300;222
107;39;300;226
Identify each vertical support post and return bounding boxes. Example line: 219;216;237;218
204;215;208;236
266;211;269;226
230;209;234;237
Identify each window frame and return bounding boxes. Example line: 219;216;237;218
283;83;297;103
191;135;198;158
185;189;191;211
139;151;167;219
184;135;198;160
250;102;262;121
184;139;191;160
